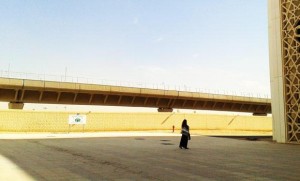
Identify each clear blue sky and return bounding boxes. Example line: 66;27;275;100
0;0;269;102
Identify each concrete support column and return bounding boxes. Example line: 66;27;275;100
8;102;24;110
157;108;173;112
268;0;286;143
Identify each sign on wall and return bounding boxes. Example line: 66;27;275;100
68;114;87;125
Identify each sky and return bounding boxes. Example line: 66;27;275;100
0;0;270;112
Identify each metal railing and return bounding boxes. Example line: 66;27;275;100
0;70;271;98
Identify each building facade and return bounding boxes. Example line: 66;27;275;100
269;0;300;143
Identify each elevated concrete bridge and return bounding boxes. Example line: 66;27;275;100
0;77;271;114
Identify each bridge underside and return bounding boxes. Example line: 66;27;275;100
0;87;270;114
0;78;271;114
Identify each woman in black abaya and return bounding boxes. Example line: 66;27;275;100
179;119;190;149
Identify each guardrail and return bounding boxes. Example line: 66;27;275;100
0;70;270;98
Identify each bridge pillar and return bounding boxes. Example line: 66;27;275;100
8;102;24;110
157;108;173;112
252;113;267;116
268;0;300;143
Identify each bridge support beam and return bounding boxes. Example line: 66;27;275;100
268;0;300;143
8;102;24;110
252;113;267;116
157;108;173;112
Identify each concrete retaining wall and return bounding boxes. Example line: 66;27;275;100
0;110;272;133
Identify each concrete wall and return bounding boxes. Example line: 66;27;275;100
0;110;271;133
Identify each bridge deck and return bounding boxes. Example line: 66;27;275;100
0;77;271;113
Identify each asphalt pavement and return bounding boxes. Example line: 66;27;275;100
0;132;299;181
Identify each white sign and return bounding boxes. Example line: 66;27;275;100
69;114;87;125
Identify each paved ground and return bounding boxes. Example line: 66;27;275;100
0;133;299;181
